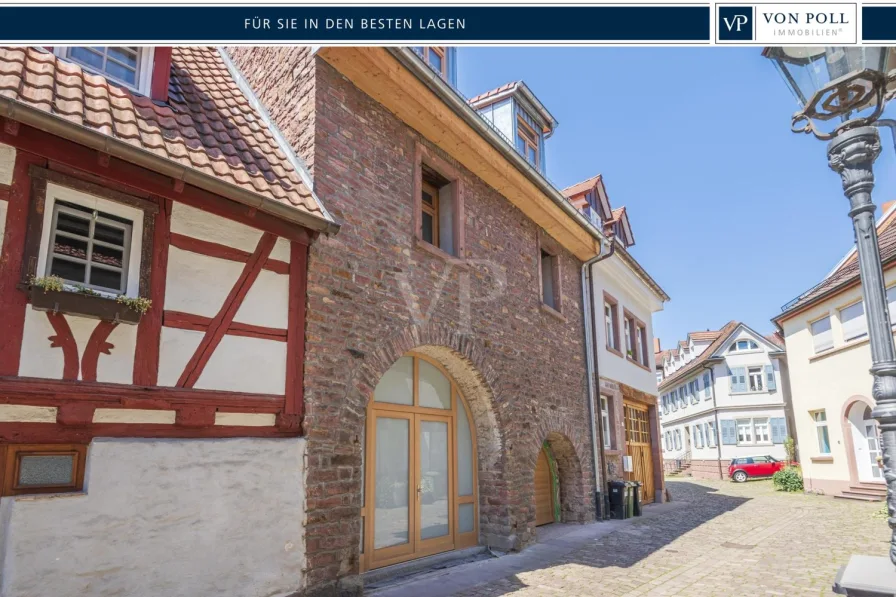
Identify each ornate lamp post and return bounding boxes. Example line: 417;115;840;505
765;46;896;595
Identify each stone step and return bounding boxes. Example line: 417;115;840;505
835;491;885;502
847;485;887;497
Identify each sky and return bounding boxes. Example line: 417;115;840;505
457;47;896;348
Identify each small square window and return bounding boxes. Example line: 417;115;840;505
46;200;133;294
3;445;87;496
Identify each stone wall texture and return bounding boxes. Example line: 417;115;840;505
229;49;596;595
0;437;306;597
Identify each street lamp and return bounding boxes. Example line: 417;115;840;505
765;46;896;595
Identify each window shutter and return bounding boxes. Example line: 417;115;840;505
735;367;747;393
770;417;787;443
765;365;777;391
721;420;737;445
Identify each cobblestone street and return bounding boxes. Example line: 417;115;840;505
371;478;890;597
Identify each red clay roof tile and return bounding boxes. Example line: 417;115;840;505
0;46;331;225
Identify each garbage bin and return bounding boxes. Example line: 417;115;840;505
632;481;643;517
625;482;635;518
608;481;626;519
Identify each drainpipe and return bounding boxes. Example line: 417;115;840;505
703;363;723;480
582;237;616;520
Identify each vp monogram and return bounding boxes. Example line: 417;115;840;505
723;14;749;31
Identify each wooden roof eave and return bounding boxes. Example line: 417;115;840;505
318;46;605;261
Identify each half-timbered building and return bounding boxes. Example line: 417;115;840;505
0;46;337;596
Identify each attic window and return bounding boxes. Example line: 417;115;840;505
415;47;449;79
58;47;154;93
728;340;759;353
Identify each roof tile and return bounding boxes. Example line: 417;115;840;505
0;47;330;225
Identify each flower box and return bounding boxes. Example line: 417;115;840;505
29;287;142;325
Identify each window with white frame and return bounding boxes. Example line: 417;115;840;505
727;339;758;353
59;47;153;93
46;201;133;294
39;183;144;298
811;316;834;353
840;300;868;342
812;410;831;454
694;424;704;448
736;419;753;444
748;366;764;392
706;421;717;447
703;372;712;399
673;429;682;450
736;417;771;445
600;395;612;449
605;298;619;352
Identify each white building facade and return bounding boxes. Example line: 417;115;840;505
772;206;896;500
658;322;790;480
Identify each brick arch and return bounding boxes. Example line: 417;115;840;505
354;322;511;549
523;415;593;530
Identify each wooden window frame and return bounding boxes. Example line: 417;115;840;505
537;233;563;316
516;117;540;167
420;47;449;79
1;444;87;496
603;292;622;357
622;309;651;371
421;180;440;248
413;143;464;261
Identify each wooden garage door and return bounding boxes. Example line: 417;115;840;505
624;402;655;505
534;447;554;526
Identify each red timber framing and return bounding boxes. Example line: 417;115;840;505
0;118;314;441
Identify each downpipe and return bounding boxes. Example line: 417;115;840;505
582;238;616;521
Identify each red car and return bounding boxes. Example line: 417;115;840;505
728;456;793;482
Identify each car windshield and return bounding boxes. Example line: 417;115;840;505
768;456;777;462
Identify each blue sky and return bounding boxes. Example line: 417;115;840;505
457;47;896;348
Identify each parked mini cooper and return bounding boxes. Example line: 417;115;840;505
728;456;793;482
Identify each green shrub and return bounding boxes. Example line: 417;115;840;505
772;466;804;492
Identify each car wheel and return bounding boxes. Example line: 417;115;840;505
732;470;748;483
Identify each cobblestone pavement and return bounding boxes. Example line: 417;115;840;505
372;478;890;597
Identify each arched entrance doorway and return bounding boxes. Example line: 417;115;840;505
362;353;479;570
847;402;883;483
534;444;559;526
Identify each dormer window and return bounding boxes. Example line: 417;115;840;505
413;47;454;84
728;339;759;353
56;47;154;94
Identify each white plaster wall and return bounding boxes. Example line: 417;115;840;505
164;248;244;318
270;237;291;263
0;437;306;597
170;202;263;253
0;143;15;186
17;309;65;379
156;327;205;387
592;256;663;396
18;310;137;382
781;268;896;484
195;335;286;395
234;269;289;330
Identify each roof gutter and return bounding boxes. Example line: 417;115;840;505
0;97;341;236
387;47;606;249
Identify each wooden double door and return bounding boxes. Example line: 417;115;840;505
362;354;479;571
624;401;655;505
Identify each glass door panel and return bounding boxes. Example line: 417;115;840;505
371;412;415;564
417;414;453;552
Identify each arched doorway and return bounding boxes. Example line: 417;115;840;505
362;353;479;570
534;445;557;526
847;402;883;483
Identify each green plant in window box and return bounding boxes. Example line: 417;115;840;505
29;275;64;293
116;295;152;315
74;284;101;297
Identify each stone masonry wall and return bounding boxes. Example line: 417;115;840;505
231;50;596;595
